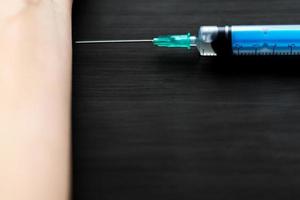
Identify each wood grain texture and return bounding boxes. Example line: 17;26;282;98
72;0;300;199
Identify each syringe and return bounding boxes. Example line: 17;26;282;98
76;25;300;56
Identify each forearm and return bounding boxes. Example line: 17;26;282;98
0;1;72;200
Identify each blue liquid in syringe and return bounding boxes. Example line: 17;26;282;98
232;25;300;55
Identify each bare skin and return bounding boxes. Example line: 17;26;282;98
0;0;72;199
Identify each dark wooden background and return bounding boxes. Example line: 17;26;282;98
72;0;300;199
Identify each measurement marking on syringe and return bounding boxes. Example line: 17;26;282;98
288;44;296;54
233;43;300;55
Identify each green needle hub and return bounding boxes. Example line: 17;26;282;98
153;33;192;49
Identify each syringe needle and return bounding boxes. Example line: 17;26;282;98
75;33;194;49
75;39;153;44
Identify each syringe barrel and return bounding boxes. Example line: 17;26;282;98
196;25;300;56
